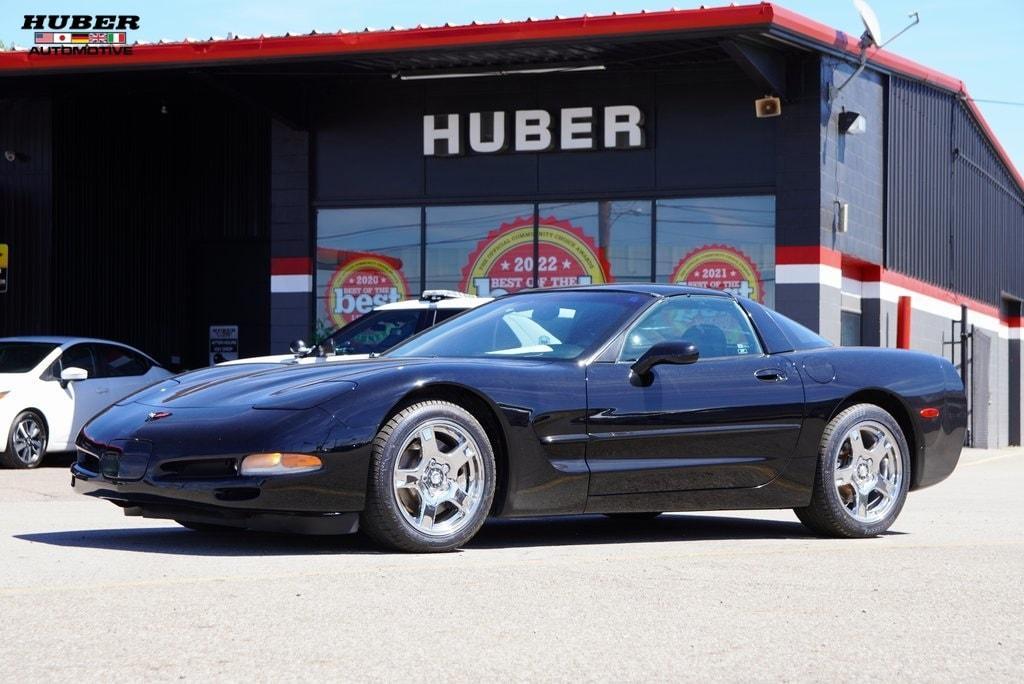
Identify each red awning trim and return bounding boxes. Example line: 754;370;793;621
1;3;1019;195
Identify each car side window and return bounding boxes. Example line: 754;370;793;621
332;310;426;355
432;308;464;326
59;344;97;378
619;296;763;362
95;344;151;377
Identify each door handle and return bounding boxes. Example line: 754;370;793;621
96;388;110;394
754;368;787;382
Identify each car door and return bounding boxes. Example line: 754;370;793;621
43;344;109;449
585;295;805;496
93;344;160;401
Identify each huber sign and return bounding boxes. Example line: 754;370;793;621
424;105;645;156
461;216;610;297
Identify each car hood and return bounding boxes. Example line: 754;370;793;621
123;358;429;410
216;353;371;366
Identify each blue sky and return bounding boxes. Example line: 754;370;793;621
4;1;1022;171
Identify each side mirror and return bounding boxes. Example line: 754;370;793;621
60;366;89;388
289;339;309;356
630;341;699;386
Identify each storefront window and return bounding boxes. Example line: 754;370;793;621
426;204;533;296
538;201;652;285
656;196;775;306
316;207;421;333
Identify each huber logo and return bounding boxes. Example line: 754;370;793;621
22;15;139;56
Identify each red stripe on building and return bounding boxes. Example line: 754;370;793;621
775;245;842;268
778;245;1003;319
270;256;312;276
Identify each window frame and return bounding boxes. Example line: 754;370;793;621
313;192;777;334
612;294;767;364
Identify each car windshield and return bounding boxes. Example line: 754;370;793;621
326;308;423;355
0;342;58;373
386;291;649;360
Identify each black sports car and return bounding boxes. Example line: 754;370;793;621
72;285;966;552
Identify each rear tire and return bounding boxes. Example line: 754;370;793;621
2;410;48;469
795;403;910;538
361;400;496;553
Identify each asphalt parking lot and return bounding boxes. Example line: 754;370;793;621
1;449;1021;682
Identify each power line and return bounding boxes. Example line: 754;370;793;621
965;98;1024;107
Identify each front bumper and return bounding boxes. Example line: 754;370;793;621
70;400;376;534
71;463;361;534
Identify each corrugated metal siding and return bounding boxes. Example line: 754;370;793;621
887;76;1024;304
49;85;271;367
0;97;52;335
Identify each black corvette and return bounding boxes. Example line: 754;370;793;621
72;285;966;552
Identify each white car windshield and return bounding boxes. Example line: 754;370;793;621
0;342;57;373
386;291;650;360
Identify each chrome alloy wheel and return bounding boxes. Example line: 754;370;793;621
12;416;45;466
833;420;903;524
392;419;486;537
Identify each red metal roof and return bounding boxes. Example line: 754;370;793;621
0;2;1018;192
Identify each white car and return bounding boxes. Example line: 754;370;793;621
0;337;172;469
220;291;491;366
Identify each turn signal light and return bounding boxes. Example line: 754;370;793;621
240;452;322;476
919;407;941;420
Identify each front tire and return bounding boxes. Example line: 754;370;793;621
2;411;48;469
361;400;496;552
795;403;910;538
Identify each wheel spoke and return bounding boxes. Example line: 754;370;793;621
835;463;855;486
394;467;421;491
874;476;893;501
848;431;869;460
418;428;442;463
855;488;870;518
447;485;474;515
417;500;438;530
443;440;475;477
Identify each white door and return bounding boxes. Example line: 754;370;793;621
44;344;112;450
92;343;166;404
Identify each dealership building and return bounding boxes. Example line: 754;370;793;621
2;3;1023;446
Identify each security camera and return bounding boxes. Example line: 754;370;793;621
3;151;16;162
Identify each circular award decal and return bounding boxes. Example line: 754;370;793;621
325;256;410;327
670;244;764;302
460;216;611;297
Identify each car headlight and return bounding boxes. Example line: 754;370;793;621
0;390;8;401
239;452;322;476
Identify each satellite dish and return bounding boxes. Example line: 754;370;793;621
853;0;883;47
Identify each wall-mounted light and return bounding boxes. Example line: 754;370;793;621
838;111;866;135
754;95;782;118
